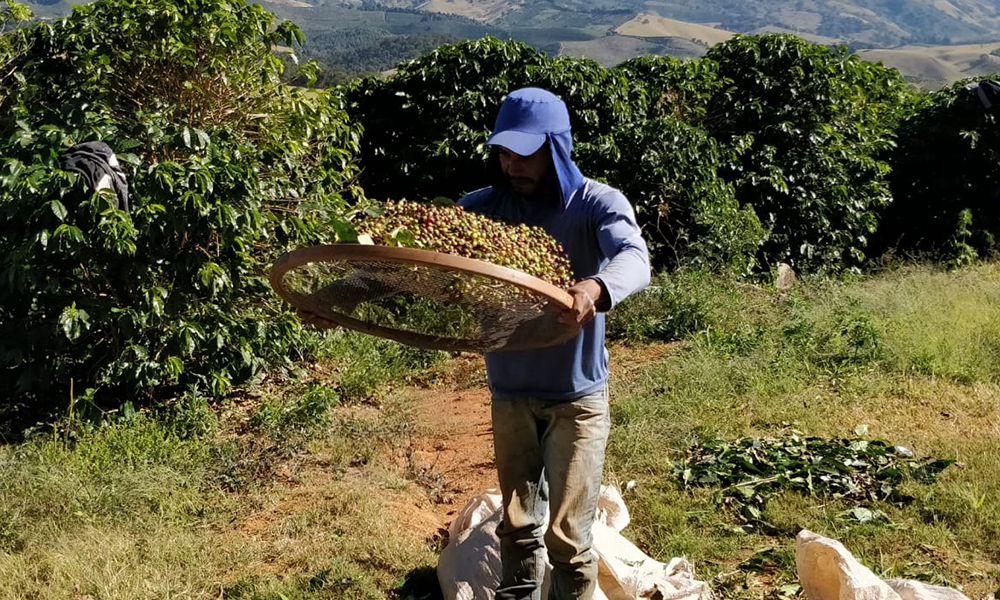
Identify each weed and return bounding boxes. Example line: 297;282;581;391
319;330;447;404
607;269;716;343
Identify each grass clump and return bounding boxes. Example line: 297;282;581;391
316;329;447;404
606;269;718;343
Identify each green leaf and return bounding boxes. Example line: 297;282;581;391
49;200;68;221
195;129;210;148
53;224;84;244
147;286;167;316
58;303;91;341
165;356;184;379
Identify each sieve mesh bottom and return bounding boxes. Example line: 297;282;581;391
278;255;578;353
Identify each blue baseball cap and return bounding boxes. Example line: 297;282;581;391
486;88;572;156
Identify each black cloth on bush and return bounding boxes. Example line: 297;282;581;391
58;141;130;214
963;80;1000;114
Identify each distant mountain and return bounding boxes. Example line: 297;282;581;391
21;0;1000;87
25;0;1000;45
312;0;1000;46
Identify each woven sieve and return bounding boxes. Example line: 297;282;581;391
269;244;581;353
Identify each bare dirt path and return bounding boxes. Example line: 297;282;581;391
401;343;677;537
406;385;499;534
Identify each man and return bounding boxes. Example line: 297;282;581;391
458;87;650;600
299;87;650;599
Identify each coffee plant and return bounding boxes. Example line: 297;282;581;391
344;37;758;271
704;35;911;272
876;78;1000;261
345;37;548;205
0;1;32;112
344;35;919;274
581;117;765;274
0;0;362;423
345;38;642;204
614;54;722;125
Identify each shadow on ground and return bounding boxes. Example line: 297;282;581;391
395;565;444;600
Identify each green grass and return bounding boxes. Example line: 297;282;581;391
605;262;1000;599
0;393;437;599
314;329;448;404
0;332;444;600
4;262;1000;599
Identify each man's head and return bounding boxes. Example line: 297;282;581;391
485;88;575;201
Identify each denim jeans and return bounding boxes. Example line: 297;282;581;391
491;387;611;600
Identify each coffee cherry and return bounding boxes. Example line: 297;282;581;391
356;200;574;289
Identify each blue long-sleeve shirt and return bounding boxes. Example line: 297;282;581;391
459;178;651;400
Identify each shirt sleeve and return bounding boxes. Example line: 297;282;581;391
589;189;651;311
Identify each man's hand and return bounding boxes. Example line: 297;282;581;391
297;308;339;330
559;279;604;326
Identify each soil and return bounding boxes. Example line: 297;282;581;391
404;385;499;535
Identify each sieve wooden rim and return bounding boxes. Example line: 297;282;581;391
269;244;580;352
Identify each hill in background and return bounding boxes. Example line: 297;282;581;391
22;0;1000;88
311;0;1000;46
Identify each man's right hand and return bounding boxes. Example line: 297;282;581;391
297;308;339;330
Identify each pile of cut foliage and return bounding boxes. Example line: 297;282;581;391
678;429;954;531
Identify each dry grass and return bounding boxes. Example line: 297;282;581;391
615;13;736;46
0;364;443;600
856;41;1000;88
604;263;1000;600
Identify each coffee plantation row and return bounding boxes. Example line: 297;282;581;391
2;0;998;423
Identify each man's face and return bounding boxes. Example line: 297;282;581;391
497;145;552;197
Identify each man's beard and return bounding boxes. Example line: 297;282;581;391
508;176;539;196
509;171;559;204
486;150;559;206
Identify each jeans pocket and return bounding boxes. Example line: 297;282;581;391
570;386;610;424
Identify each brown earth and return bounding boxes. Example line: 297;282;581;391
228;386;498;553
404;385;499;531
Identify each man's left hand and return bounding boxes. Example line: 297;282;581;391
559;279;604;326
